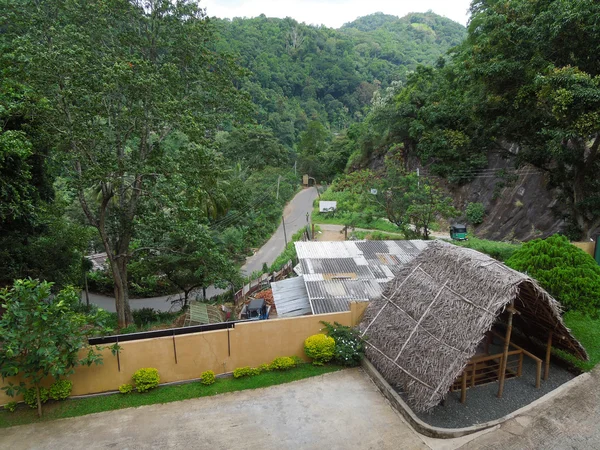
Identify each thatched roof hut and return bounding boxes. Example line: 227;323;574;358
359;241;588;412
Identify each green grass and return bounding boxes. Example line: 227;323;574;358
452;237;521;262
312;209;405;234
555;311;600;372
0;364;341;428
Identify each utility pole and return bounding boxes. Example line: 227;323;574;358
417;168;420;189
282;215;288;246
294;160;297;176
276;175;282;200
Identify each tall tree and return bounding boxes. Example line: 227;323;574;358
3;1;248;325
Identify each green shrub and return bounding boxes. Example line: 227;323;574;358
119;384;133;394
49;379;73;401
132;368;160;393
269;356;297;371
200;370;216;386
454;237;521;262
257;363;272;373
4;401;17;413
321;321;365;367
304;334;335;365
465;202;485;225
23;387;49;409
233;366;261;378
506;234;600;314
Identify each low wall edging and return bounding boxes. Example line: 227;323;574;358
361;358;590;439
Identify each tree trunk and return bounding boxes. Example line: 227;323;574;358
84;273;90;308
35;384;42;418
112;256;133;328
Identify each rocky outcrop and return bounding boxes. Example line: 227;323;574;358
449;151;564;241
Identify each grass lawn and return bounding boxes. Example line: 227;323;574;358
557;311;600;372
311;210;406;234
0;364;341;429
452;236;521;262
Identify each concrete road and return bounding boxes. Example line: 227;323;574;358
88;187;318;313
241;186;318;276
0;369;428;450
458;365;600;449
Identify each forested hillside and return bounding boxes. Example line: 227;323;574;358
324;0;600;242
0;2;465;325
212;12;466;177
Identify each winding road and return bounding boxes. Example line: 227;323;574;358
88;187;318;313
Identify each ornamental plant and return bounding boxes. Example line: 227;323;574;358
233;366;261;378
200;370;216;386
506;234;600;314
119;384;133;394
321;321;365;367
4;402;17;413
0;279;110;418
132;368;160;393
304;334;335;365
49;379;73;401
23;387;49;409
269;356;297;371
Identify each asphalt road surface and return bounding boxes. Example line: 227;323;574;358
88;187;318;313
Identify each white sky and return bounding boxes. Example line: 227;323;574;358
202;0;473;28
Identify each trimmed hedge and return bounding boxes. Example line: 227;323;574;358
304;334;335;365
506;234;600;314
132;368;160;393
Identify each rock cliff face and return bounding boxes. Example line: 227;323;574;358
448;152;564;241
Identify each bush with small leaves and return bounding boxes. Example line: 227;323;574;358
465;202;485;225
304;334;335;365
321;321;365;367
269;356;297;371
233;366;261;378
23;387;49;409
4;402;17;413
49;379;73;401
119;384;133;394
258;363;271;373
132;368;160;393
200;370;216;385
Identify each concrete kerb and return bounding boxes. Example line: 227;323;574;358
361;358;591;439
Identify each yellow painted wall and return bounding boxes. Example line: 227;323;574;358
0;305;365;405
572;241;595;256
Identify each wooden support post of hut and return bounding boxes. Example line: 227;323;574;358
497;302;516;398
544;332;553;380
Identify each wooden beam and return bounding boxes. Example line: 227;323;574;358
497;301;514;398
461;369;467;403
544;332;553;381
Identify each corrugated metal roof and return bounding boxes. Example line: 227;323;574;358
271;277;312;318
293;240;431;315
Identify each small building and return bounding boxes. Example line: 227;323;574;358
360;241;587;412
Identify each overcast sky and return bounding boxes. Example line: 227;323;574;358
202;0;473;28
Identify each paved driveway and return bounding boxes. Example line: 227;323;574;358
0;369;427;450
459;365;600;449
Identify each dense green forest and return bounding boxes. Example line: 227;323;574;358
0;1;465;326
2;0;598;327
322;0;600;242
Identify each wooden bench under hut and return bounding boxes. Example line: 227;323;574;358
359;241;588;413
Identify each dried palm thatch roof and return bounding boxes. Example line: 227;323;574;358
359;241;588;412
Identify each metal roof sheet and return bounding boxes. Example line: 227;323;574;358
294;240;431;315
271;277;312;318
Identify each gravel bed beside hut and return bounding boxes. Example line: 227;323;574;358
398;355;576;428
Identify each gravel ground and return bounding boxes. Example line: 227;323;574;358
397;349;576;429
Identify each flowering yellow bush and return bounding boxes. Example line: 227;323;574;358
304;334;335;365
